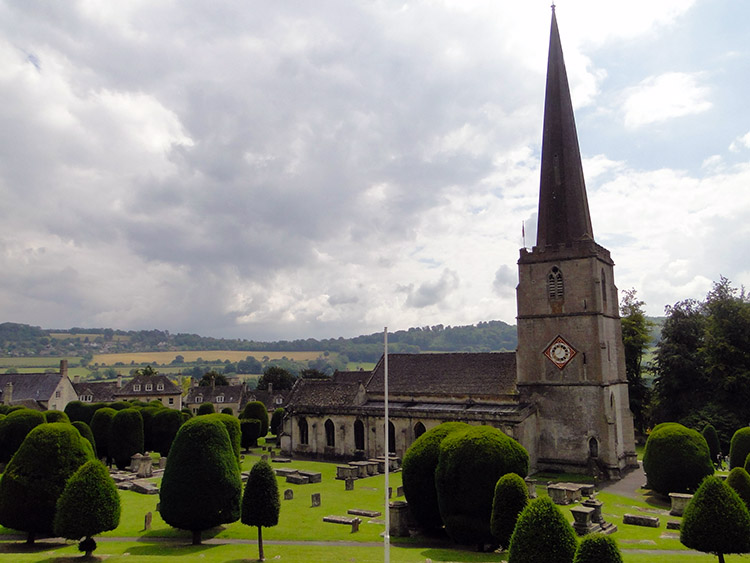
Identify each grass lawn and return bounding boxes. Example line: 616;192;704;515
0;452;739;562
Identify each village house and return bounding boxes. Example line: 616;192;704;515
73;373;183;409
0;360;77;411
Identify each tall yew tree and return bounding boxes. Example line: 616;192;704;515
620;288;652;433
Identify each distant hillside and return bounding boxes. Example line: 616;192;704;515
0;320;518;363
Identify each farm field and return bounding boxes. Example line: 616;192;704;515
0;449;727;563
92;350;327;365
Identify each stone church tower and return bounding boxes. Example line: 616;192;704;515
516;8;637;478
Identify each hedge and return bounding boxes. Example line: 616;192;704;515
89;407;117;463
109;408;144;470
726;467;750;511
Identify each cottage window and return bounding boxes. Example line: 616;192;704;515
145;384;153;391
55;390;61;398
157;383;164;391
216;395;224;403
275;396;283;405
168;397;174;405
325;419;335;448
547;267;564;299
133;384;141;392
80;394;93;403
195;395;203;403
299;418;309;445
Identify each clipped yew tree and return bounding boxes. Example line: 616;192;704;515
702;423;721;462
435;425;529;546
205;413;241;463
573;534;623;563
402;421;471;532
643;422;713;495
241;459;280;561
729;427;750;469
152;408;184;456
90;407;117;463
490;472;529;549
270;408;285;436
54;459;121;557
241;401;269;438
0;408;46;464
681;476;750;563
138;405;163;452
43;410;69;423
0;422;95;544
72;421;96;453
508;496;578;563
159;417;242;545
240;418;261;450
726;467;750;510
109;408;144;470
197;402;215;415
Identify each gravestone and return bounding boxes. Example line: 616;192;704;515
261;454;269;462
130;453;143;472
388;487;392;499
158;456;167;469
396;485;404;497
389;500;411;537
284;489;293;500
311;493;321;507
345;478;354;491
524;477;538;499
137;455;153;478
143;511;152;531
623;513;660;528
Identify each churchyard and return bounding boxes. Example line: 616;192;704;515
0;443;737;563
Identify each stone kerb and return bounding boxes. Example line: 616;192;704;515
623;513;660;528
668;492;693;516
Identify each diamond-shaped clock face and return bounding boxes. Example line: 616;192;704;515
544;335;577;369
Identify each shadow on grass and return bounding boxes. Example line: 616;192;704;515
125;542;218;557
0;539;69;553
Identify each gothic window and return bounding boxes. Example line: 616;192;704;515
325;419;335;448
299;418;309;445
414;422;426;439
547;267;564;299
601;269;607;304
354;420;365;450
589;437;599;458
388;421;396;454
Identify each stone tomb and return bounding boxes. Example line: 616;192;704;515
669;493;693;516
623;513;660;528
336;465;359;480
322;515;361;532
547;482;595;505
570;498;617;536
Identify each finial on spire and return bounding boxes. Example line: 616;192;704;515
551;2;556;12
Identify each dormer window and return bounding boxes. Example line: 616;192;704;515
157;383;164;391
133;384;141;392
195;395;203;403
547;267;564;299
145;384;153;391
216;395;224;403
275;396;283;405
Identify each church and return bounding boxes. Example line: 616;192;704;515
280;8;638;479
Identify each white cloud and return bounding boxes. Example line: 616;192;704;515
729;131;750;152
621;72;712;129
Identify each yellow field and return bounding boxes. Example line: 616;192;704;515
92;350;325;365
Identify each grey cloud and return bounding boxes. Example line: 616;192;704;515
404;269;460;309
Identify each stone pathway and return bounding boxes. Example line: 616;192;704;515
601;460;646;499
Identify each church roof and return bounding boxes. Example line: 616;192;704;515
286;379;364;409
367;352;517;398
535;7;594;248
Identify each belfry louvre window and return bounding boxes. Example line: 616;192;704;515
548;267;564;299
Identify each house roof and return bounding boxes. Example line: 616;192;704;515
246;389;290;411
185;384;246;405
332;370;369;384
113;374;181;397
366;352;517;398
286;379;363;409
72;380;121;403
0;373;64;404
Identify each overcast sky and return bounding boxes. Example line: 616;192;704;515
1;1;748;341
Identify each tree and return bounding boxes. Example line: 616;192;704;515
726;467;750;510
135;365;159;377
620;288;653;432
152;409;184;456
270;408;285;436
643;422;713;495
241;418;261;450
199;370;229;387
204;413;242;463
159;417;242;545
53;460;121;557
0;422;95;544
90;407;117;463
72;420;97;453
299;368;328;379
573;534;623;563
43;410;70;423
402;422;471;532
0;408;46;464
508;496;578;563
681;476;750;563
702;423;722;465
240;401;269;437
490;473;529;549
241;459;280;561
109;408;144;470
435;425;529;547
197;402;215;415
256;366;295;391
729;427;750;469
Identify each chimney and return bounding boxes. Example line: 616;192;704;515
4;382;12;405
268;382;273;394
117;374;123;389
73;375;81;385
60;359;68;378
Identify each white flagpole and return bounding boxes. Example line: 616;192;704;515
384;326;390;562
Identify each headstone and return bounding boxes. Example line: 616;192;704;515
311;493;321;507
137;455;153;478
388;487;392;499
131;479;159;495
348;509;381;518
336;465;358;480
351;517;361;533
130;453;143;473
158;456;167;469
287;473;310;485
345;478;355;491
284;489;293;500
298;470;322;483
666;520;681;530
261;454;269;461
143;511;152;531
524;477;538;499
396;485;404;497
389;500;410;537
669;492;693;516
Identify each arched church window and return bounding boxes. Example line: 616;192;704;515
414;422;426;439
325;419;335;448
354;419;365;450
601;269;607;305
589;437;599;458
298;418;309;445
547;267;564;299
388;421;396;454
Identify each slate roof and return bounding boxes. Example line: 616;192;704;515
0;373;64;404
246;389;290;411
366;352;517;398
185;384;247;405
72;380;120;402
113;375;181;397
286;379;364;410
332;370;369;384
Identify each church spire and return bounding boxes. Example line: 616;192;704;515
535;7;594;248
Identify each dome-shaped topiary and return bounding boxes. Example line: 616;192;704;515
270;408;285;436
729;427;750;469
0;422;95;543
240;418;261;450
702;423;721;462
573;534;623;563
681;476;750;561
152;408;184;457
745;453;750;473
508;496;578;563
435;425;529;546
643;422;713;495
109;408;144;470
0;408;46;464
72;421;96;453
490;472;529;549
726;467;750;510
204;413;241;463
89;407;117;463
401;422;471;532
197;402;215;415
240;401;269;437
44;410;69;423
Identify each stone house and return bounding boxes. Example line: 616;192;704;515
281;9;637;480
74;374;183;409
184;384;249;416
0;360;77;411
